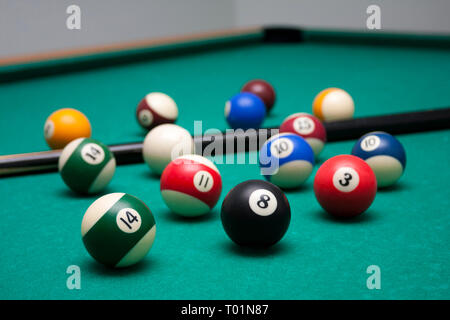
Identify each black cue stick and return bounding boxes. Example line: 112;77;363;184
1;107;449;177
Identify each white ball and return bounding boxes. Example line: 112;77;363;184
142;124;194;174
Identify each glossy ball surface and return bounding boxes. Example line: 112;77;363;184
279;112;327;157
314;155;377;218
225;92;266;130
142;124;194;175
259;133;315;189
312;88;354;121
221;180;291;247
136;92;178;130
351;131;406;187
160;155;222;217
81;193;156;268
58;137;116;194
241;79;276;112
44;108;91;149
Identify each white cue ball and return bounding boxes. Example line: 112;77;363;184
142;124;194;175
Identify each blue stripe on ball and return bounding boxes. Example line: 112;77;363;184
351;131;406;169
259;133;315;177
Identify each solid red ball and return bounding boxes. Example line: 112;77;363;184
241;79;276;112
314;155;377;218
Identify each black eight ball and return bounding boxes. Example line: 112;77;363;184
221;180;291;247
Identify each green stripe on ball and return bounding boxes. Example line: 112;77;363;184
82;193;156;268
59;138;115;194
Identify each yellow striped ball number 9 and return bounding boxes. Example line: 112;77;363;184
44;108;92;149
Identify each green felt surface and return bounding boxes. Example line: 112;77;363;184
0;33;449;299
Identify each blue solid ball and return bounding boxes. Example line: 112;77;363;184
259;133;315;189
351;131;406;187
225;92;266;130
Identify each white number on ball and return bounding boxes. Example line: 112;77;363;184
270;138;293;158
361;135;380;152
139;109;153;127
294;117;315;135
44;120;54;139
81;143;105;165
332;167;360;192
193;171;214;192
249;189;278;216
116;208;142;233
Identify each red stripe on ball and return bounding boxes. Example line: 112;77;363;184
160;158;222;209
280;113;327;142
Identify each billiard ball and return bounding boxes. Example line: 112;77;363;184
44;108;91;149
225;92;266;130
279;113;327;157
59;138;116;194
259;133;315;189
59;137;116;194
136;92;178;130
241;79;276;112
312;88;354;121
351;131;406;188
314;155;377;218
221;180;291;247
81;193;156;268
160;155;222;217
142;124;194;175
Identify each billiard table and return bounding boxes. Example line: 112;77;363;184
0;27;449;300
